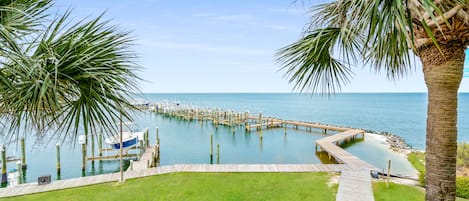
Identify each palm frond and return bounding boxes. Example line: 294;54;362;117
2;12;141;141
277;28;354;94
277;0;416;93
0;0;51;38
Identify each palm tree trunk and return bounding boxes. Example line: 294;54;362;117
421;41;465;201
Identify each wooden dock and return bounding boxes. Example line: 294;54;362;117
315;129;376;171
336;171;374;201
146;102;380;200
129;145;159;171
315;129;377;201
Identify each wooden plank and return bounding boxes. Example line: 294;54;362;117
87;154;139;161
336;170;374;201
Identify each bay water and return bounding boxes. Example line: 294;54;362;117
2;93;468;184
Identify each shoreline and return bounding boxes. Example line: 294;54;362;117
363;129;418;154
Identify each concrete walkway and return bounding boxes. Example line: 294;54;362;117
0;164;352;198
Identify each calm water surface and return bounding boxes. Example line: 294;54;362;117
3;93;468;184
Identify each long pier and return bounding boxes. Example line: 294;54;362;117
148;102;379;201
0;103;386;200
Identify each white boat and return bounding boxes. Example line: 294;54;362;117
105;123;144;150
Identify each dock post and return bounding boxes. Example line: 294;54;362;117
157;136;160;154
210;134;213;163
386;160;391;188
216;144;220;164
258;113;262;131
156;127;159;144
56;143;61;175
81;143;86;172
153;145;159;166
1;146;7;185
283;121;287;135
91;132;95;166
16;161;22;184
20;137;26;169
139;140;144;159
145;128;150;148
260;118;263;139
98;131;103;158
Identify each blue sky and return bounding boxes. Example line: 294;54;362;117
54;0;469;93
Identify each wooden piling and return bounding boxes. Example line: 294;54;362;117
91;132;95;166
1;146;6;185
139;140;144;159
145;128;149;148
20;137;26;169
260;119;263;140
156;127;159;144
283;121;287;135
216;144;220;164
386;160;391;188
153;145;158;166
56;144;61;174
210;134;213;163
98;131;103;157
16;161;22;184
81;143;86;172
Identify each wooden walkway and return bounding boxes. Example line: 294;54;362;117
0;164;352;198
130;146;158;171
336;171;374;201
151;103;379;201
315;129;377;201
316;129;376;171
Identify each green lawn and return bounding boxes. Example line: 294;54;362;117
407;151;426;185
0;172;337;201
407;151;469;199
373;182;469;201
373;182;424;201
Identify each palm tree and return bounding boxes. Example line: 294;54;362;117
276;1;468;200
0;1;141;142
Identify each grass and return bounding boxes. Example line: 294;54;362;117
373;182;424;201
407;151;426;185
373;182;469;201
0;172;337;201
407;151;469;199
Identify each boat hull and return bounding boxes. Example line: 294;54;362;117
110;137;138;150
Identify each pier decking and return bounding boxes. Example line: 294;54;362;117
316;129;376;170
336;171;374;201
